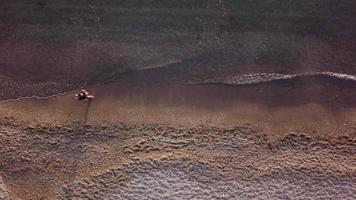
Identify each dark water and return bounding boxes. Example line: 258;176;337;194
1;1;356;96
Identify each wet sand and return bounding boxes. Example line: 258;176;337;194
2;74;356;138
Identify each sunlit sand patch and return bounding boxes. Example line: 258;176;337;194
0;176;11;200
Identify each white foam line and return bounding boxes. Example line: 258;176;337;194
322;72;356;80
0;81;107;103
0;88;79;103
1;72;356;103
199;72;356;86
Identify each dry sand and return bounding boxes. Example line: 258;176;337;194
0;176;11;200
0;118;354;199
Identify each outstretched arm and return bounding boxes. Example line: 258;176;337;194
81;89;89;95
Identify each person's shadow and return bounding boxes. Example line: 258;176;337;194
84;99;93;124
65;100;93;199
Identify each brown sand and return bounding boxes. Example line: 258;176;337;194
0;118;354;199
0;80;355;199
1;78;356;139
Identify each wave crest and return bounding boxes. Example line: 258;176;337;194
193;72;356;86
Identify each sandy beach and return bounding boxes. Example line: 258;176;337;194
1;1;356;199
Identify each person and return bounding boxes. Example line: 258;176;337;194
75;88;94;101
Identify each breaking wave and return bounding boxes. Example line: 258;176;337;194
192;72;356;86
